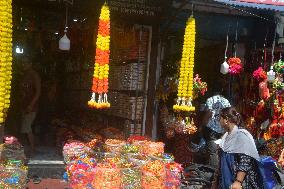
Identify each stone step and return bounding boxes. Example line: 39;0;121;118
27;146;66;179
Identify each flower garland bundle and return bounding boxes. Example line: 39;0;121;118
0;0;12;124
228;57;242;75
193;74;207;98
173;16;196;112
88;4;110;109
253;67;267;82
273;60;284;74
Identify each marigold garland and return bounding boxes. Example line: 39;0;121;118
173;16;196;112
88;4;110;109
0;0;12;123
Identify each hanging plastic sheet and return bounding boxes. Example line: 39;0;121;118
214;0;284;11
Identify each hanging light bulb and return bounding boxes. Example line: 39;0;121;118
267;66;276;83
220;61;229;75
59;5;70;51
59;29;70;50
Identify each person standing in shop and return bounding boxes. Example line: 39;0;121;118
203;86;231;168
20;56;41;156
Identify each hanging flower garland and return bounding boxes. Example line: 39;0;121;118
173;16;196;112
253;67;267;82
228;57;242;75
193;74;207;99
0;0;12;123
88;4;110;109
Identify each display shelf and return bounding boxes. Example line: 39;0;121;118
62;24;152;137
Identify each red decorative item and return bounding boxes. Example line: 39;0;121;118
259;80;270;100
253;67;267;81
228;57;243;75
270;123;280;138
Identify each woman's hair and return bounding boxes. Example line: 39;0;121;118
220;107;244;127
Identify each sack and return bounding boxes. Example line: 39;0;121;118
258;156;283;189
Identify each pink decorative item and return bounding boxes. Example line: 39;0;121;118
228;57;243;75
259;80;270;100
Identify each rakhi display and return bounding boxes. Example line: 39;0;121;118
173;16;196;112
88;4;111;109
63;136;183;189
0;137;28;189
0;162;27;189
0;0;12;123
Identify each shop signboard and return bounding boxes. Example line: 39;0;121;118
108;0;162;17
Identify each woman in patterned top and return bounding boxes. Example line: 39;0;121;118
217;107;264;189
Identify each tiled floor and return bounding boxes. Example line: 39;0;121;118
26;179;70;189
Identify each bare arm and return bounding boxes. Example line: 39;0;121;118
29;71;41;108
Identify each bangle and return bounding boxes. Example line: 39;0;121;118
235;179;243;184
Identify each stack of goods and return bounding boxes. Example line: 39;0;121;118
0;136;28;189
52;115;124;151
0;160;28;189
66;157;97;189
160;105;197;139
109;63;146;91
63;140;93;164
107;92;144;120
104;139;126;153
246;61;284;160
63;136;183;189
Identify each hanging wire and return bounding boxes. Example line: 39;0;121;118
65;4;68;30
271;22;277;66
261;29;269;67
226;4;272;22
224;25;230;61
234;21;239;57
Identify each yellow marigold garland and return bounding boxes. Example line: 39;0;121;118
173;16;196;112
0;0;12;123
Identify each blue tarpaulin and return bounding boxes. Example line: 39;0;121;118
214;0;284;11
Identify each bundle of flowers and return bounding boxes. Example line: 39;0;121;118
253;67;267;82
228;57;242;75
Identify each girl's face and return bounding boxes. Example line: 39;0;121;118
219;116;229;130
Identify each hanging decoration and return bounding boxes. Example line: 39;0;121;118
253;67;267;82
0;0;12;123
227;22;243;75
267;66;276;83
220;28;230;75
88;4;110;109
253;67;270;100
273;60;284;74
228;57;243;75
173;16;196;112
193;74;207;99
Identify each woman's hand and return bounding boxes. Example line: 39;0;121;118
231;181;242;189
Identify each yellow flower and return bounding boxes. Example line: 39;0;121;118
99;4;110;21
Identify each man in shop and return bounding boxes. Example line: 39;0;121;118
20;56;41;157
202;86;231;168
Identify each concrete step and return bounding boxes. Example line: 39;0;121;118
27;146;65;179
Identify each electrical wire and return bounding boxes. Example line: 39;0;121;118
225;3;273;22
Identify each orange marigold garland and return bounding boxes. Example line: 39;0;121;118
88;4;110;109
